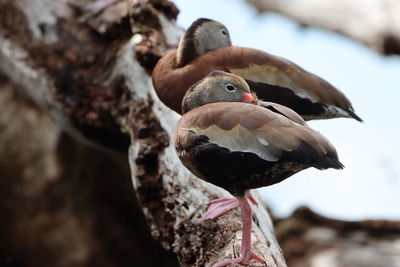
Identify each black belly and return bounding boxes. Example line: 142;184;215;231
191;139;308;196
184;131;344;196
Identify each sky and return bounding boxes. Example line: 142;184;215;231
171;0;400;221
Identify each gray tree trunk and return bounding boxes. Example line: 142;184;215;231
0;0;286;266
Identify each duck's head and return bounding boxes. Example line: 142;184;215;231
182;70;256;113
176;18;232;67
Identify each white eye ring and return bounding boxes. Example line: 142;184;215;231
225;83;236;92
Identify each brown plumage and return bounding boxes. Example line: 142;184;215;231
174;71;343;266
153;18;362;121
175;83;343;195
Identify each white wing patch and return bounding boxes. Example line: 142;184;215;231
257;137;269;146
187;125;280;162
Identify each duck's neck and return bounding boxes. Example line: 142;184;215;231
176;33;199;68
181;86;202;114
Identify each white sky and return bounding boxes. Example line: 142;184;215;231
171;0;400;220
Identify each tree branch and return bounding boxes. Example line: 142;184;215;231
245;0;400;55
276;207;400;267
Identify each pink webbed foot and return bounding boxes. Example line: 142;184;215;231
212;252;265;267
197;198;239;224
197;192;259;224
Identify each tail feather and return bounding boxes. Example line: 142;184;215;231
347;109;363;122
313;152;344;170
282;141;344;170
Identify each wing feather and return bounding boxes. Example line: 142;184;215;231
178;102;337;164
191;47;360;120
258;101;307;125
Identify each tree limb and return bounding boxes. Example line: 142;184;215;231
276;207;400;267
245;0;400;55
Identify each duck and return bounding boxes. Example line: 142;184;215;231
174;71;344;267
153;18;362;121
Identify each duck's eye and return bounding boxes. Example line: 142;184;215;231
225;84;236;92
221;29;227;36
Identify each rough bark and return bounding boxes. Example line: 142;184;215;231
0;0;286;266
275;206;400;267
245;0;400;56
0;74;179;267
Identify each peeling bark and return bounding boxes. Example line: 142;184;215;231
245;0;400;55
0;0;286;266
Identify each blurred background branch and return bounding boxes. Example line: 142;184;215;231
244;0;400;55
274;206;400;267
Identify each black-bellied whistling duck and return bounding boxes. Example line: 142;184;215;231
153;18;362;121
174;71;344;267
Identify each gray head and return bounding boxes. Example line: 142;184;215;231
182;71;256;113
176;18;232;67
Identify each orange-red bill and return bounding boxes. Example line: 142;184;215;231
242;92;256;104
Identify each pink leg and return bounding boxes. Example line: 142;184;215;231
246;190;258;206
212;197;265;267
209;197;236;205
198;191;259;224
197;198;239;224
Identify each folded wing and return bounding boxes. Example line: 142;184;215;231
176;102;344;171
192;47;362;121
